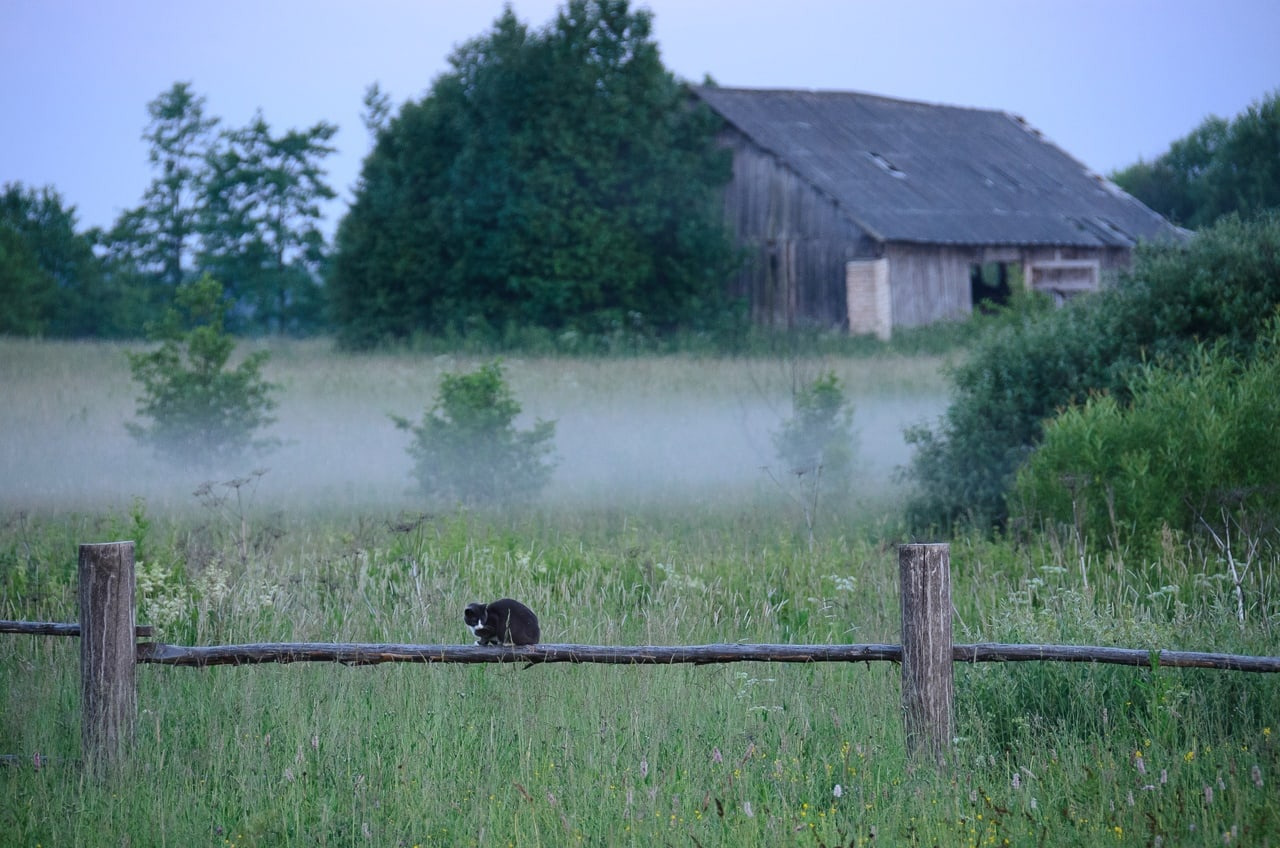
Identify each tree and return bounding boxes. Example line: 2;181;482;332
135;83;220;287
200;112;337;334
392;361;557;504
126;274;279;468
1111;90;1279;228
329;0;737;348
0;182;108;336
0;220;54;335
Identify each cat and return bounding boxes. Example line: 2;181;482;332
463;598;541;646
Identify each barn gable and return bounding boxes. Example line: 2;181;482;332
692;86;1188;336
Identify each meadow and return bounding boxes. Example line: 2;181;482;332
2;337;1277;846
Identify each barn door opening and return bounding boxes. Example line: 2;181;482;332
969;262;1012;313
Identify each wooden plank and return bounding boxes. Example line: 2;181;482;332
0;620;154;637
135;641;905;667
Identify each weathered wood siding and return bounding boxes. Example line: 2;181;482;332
719;133;872;328
883;244;973;328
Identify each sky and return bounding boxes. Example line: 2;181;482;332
2;0;1278;238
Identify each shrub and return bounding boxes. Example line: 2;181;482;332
392;361;557;505
904;213;1280;532
1012;317;1280;556
768;370;857;547
126;274;279;468
772;370;856;494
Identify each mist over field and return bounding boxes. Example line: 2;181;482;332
0;339;948;513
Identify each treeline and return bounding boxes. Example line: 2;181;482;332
1111;89;1280;229
2;0;736;346
2;84;336;338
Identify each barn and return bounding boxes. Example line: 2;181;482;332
692;86;1188;338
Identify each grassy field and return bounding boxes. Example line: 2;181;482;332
2;337;1278;846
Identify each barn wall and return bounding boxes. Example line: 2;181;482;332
883;244;975;327
884;243;1128;329
718;134;872;328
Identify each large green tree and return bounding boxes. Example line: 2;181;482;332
329;0;736;348
1112;90;1279;228
200;112;337;335
0;183;108;336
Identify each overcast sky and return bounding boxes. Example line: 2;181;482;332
2;0;1277;236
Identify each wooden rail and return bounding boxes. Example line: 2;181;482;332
5;541;1280;775
0;621;154;637
13;632;1276;673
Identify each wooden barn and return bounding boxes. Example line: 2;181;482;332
692;86;1188;338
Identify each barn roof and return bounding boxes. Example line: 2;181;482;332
692;86;1187;248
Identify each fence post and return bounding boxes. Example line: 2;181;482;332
899;542;953;769
79;541;137;774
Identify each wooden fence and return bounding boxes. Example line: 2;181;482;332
3;541;1279;775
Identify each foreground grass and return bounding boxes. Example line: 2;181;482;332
3;501;1278;847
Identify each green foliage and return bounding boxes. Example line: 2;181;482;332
392;361;557;504
200;112;336;335
0;182;114;336
329;0;738;349
904;214;1280;531
0;218;53;335
125;274;279;468
1012;319;1280;555
95;83;336;338
131;82;220;288
1112;89;1280;227
772;370;856;496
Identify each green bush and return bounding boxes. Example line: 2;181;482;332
772;370;856;497
904;213;1280;532
392;361;557;505
125;274;279;468
1012;318;1280;556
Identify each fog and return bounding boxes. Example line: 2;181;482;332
1;383;945;514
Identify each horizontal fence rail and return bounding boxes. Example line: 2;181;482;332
135;641;903;666
957;642;1280;673
11;621;1278;672
123;640;1280;672
0;621;154;638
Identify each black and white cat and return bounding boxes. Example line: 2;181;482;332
464;598;541;646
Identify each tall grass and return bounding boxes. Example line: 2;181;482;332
3;337;1278;846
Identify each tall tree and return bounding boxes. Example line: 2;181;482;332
200;113;337;334
115;83;219;286
1112;90;1278;228
143;83;219;286
0;183;107;336
0;211;54;335
329;0;736;348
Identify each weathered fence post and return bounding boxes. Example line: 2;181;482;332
79;541;137;773
899;543;953;769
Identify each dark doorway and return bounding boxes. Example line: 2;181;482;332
970;262;1012;312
